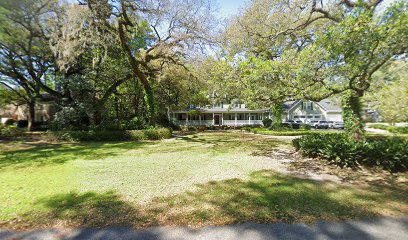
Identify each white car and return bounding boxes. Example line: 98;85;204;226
332;122;344;129
315;120;330;129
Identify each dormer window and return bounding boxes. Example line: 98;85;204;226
214;102;224;108
302;101;314;110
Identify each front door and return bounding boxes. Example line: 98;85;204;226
214;114;221;125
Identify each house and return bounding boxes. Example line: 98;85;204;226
0;94;56;124
171;102;270;127
171;99;342;126
283;99;342;123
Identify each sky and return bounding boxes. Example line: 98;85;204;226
217;0;248;18
216;0;398;18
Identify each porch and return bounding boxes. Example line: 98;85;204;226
171;112;267;126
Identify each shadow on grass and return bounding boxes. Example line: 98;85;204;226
175;132;283;155
147;170;382;226
9;170;405;230
0;141;153;169
36;191;153;227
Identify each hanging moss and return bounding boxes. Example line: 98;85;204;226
143;86;156;126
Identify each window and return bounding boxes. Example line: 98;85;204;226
300;115;305;118
214;102;224;108
314;115;321;119
302;102;314;110
294;116;299;119
307;116;313;118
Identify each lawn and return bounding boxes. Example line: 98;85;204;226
0;131;407;229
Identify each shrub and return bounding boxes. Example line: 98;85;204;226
16;120;28;128
262;118;273;127
255;128;316;136
0;125;25;138
187;126;197;131
207;124;216;130
51;128;172;142
388;126;408;134
369;124;408;134
4;119;15;126
124;117;146;130
241;126;253;132
369;124;389;130
293;133;408;172
197;126;207;131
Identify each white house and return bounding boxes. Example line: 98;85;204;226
171;102;270;127
283;99;343;123
171;99;342;127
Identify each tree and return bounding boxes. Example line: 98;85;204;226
60;0;218;125
222;0;408;140
365;60;408;124
0;0;63;130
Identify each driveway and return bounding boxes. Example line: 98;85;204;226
1;216;407;240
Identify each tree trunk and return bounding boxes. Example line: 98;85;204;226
92;108;103;126
143;84;156;126
271;102;283;129
27;100;36;131
341;90;365;141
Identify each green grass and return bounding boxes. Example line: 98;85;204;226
250;127;339;136
0;132;407;229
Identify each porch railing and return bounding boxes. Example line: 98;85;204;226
172;119;263;126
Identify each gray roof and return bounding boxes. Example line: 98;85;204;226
283;99;341;113
173;99;341;114
315;100;341;112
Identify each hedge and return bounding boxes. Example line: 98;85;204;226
247;127;336;136
369;124;408;134
293;133;408;172
52;128;172;142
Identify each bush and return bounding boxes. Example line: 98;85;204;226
0;125;25;138
388;126;408;134
207;124;216;130
262;118;273;127
4;119;15;126
369;124;408;134
52;128;172;142
187;126;197;131
123;117;146;130
16;120;28;128
293;133;408;172
254;128;316;136
369;124;389;130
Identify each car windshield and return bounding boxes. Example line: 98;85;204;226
320;121;327;123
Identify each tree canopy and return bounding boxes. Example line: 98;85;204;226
0;0;406;138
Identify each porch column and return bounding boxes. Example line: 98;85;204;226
199;115;202;126
249;113;251;125
221;113;224;126
212;113;215;125
235;113;237;126
186;113;189;126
